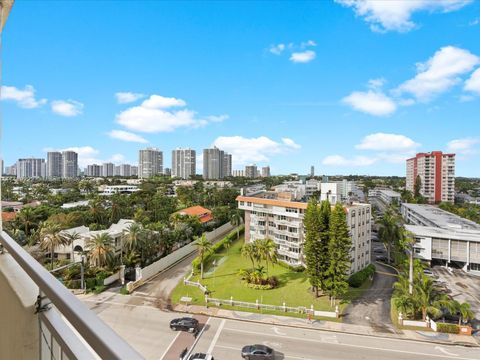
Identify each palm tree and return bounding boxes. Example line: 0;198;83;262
39;223;69;269
241;243;257;271
230;210;243;239
378;208;401;264
454;301;475;325
400;230;416;295
123;223;145;261
62;231;81;262
86;233;113;268
414;276;452;321
17;207;37;238
257;238;277;275
195;234;212;279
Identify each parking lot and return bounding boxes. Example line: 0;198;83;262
432;266;480;319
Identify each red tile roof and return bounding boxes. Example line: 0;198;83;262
2;212;16;222
175;205;214;223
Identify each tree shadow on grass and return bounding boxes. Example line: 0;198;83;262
275;271;308;288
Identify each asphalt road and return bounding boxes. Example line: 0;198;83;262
343;260;398;333
188;317;479;360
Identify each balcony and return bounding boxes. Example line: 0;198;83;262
0;231;143;360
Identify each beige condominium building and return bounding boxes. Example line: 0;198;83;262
237;191;371;274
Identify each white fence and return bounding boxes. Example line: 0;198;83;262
402;320;428;328
184;279;208;293
126;222;236;292
103;271;120;286
204;296;338;318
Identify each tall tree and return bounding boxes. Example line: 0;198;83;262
257;238;277;276
303;198;323;296
318;200;332;293
241;242;257;270
230;210;243;239
414;175;422;199
325;203;351;305
195;234;212;279
378;208;401;264
86;233;113;268
40;222;68;269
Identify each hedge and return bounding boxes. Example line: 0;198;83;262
245;282;274;290
437;323;459;334
348;264;376;288
277;261;305;272
192;225;245;272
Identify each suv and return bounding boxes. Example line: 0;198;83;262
188;353;214;360
169;317;199;333
241;344;275;359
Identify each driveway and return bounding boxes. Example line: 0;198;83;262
343;261;398;333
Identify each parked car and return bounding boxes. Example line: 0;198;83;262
373;248;385;254
188;353;214;360
241;344;275;359
375;255;388;262
423;269;438;278
170;317;199;333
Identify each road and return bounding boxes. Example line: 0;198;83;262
343;261;398;333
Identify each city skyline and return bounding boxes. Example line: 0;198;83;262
2;1;480;176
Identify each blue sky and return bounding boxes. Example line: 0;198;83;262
2;0;480;176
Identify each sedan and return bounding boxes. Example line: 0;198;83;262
170;317;199;333
188;353;214;360
241;344;275;360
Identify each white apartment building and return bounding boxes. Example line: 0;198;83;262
86;164;102;177
139;148;163;178
99;185;139;195
62;151;78;179
237;192;371;273
203;147;231;179
368;188;401;205
16;158;46;179
401;203;480;272
245;164;258;179
172;148;196;179
406;151;455;204
47;151;63;178
261;166;271;177
102;162;114;177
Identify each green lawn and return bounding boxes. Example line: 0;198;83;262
171;237;370;314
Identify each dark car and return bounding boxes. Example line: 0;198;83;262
241;344;274;360
169;317;199;332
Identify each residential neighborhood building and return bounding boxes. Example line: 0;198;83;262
139;148;163;178
232;169;244;177
237;191;371;273
223;153;232;178
203;147;231;179
406;151;455;204
174;205;214;224
368;188;401;205
261;166;271;177
245;164;258;178
102;162;114;177
99;185;139;195
402;203;480;272
172;148;196;179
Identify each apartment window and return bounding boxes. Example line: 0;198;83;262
247;202;252;206
286;207;298;213
278;215;287;221
240;201;244;206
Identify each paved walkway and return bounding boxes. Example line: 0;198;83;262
174;304;480;347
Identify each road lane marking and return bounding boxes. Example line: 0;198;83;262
185;316;211;359
272;326;287;335
207;319;225;354
435;346;458;357
159;330;181;360
222;327;478;360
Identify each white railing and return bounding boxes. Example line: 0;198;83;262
204;296;338;318
184;278;208;293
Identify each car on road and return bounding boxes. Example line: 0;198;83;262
188;353;214;360
241;344;275;359
169;317;199;333
373;247;385;254
375;255;388;262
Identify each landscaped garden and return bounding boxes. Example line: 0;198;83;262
171;235;373;314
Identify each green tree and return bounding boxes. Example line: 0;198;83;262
86;233;113;268
39;222;69;269
241;242;257;271
414;276;452;321
378;208;401;264
230;210;243;239
195;234;212;279
303;198;323;296
257;238;277;276
318;200;332;293
453;301;475;325
325;203;352;305
16;207;37;238
62;231;81;262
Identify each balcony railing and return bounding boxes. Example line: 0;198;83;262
0;231;143;360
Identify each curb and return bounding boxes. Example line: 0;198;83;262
175;307;480;349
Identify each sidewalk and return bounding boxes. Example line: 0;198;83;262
174;304;480;347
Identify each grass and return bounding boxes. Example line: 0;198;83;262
390;297;432;332
171;237;371;315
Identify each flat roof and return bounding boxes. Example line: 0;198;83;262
405;224;480;242
402;203;480;231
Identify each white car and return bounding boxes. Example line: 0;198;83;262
188;353;214;360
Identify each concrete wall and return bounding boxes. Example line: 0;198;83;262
0;252;39;359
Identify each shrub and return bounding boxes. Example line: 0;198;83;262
245;282;273;290
348;264;376;288
437;323;459;334
93;285;107;294
277;261;305;272
85;278;97;290
267;276;278;288
120;286;129;295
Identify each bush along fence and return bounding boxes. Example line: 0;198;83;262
397;313;472;335
204;295;339;318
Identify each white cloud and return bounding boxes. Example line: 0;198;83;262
322;155;377;167
116;94;226;133
108;130;148;143
1;85;47;108
269;43;286;55
355;133;420;151
282;137;301;149
59;146;100;168
301;40;317;48
396;46;479;101
464;68;480;95
290;50;316;63
212;136;301;165
115;92;145;104
367;78;386;90
51;99;84;117
342;90;397;116
447;137;480;155
336;0;472;33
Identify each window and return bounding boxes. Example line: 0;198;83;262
247;202;252;206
